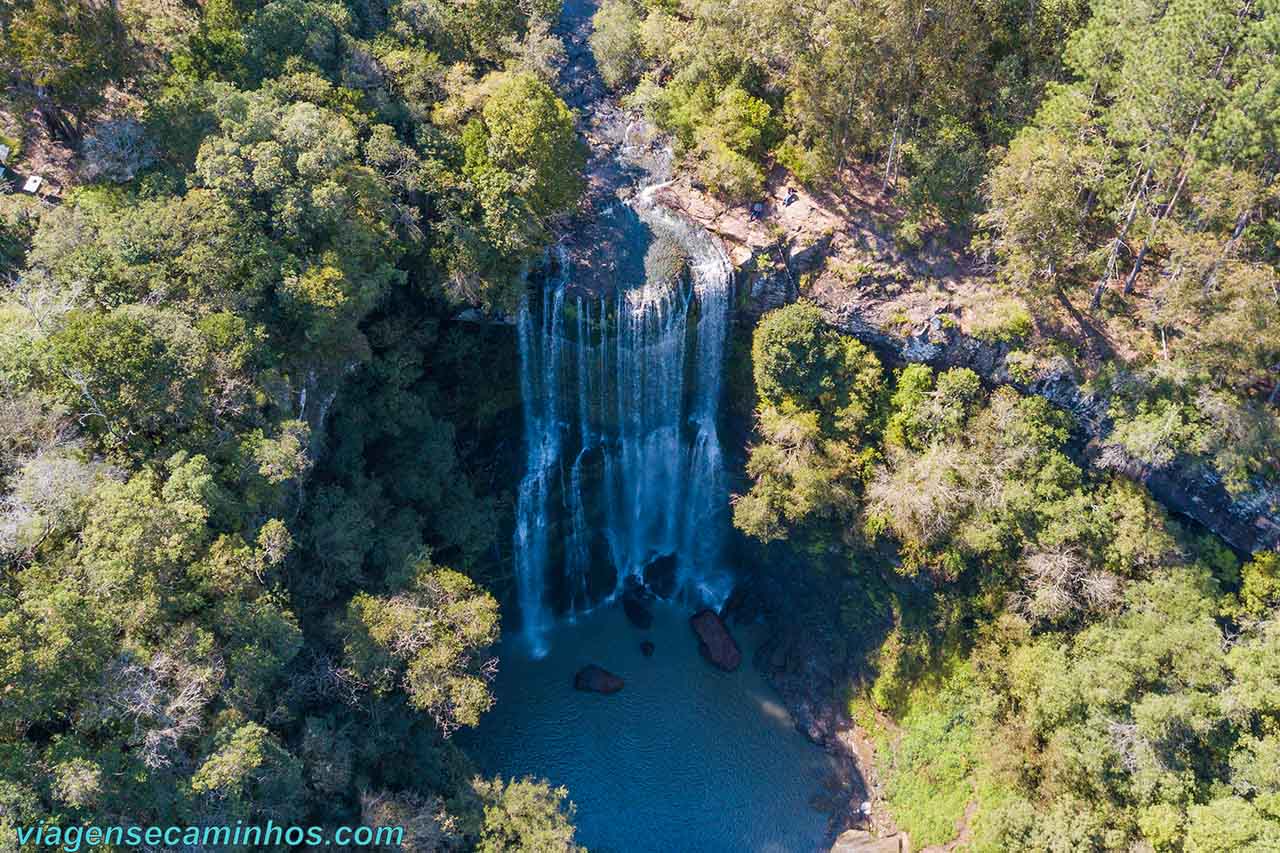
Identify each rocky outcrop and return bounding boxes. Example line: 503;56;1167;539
552;0;672;296
830;830;903;853
725;235;1280;554
690;609;742;671
573;665;624;694
757;629;852;757
750;605;878;843
817;314;1280;555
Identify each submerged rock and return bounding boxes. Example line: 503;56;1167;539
622;577;654;629
640;640;655;657
690;609;741;671
573;665;624;694
719;583;762;625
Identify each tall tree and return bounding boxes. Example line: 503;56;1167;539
0;0;129;143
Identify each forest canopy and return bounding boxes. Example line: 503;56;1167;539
0;0;1277;850
591;0;1280;495
736;301;1280;850
1;0;583;846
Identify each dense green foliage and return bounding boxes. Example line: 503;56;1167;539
733;301;882;541
590;0;1087;210
1;0;130;143
738;301;1280;850
3;0;1279;849
595;0;1280;496
0;0;582;847
595;3;1280;839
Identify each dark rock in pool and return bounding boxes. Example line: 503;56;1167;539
621;577;654;629
642;553;678;598
640;640;655;657
573;665;624;694
690;609;742;672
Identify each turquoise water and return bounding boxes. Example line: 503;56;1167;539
465;602;837;852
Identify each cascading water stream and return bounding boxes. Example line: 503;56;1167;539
641;190;733;599
512;194;734;655
513;276;568;656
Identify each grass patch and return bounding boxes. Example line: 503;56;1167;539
880;682;977;846
968;297;1033;344
0;132;20;164
885;308;912;334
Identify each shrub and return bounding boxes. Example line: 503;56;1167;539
694;133;764;201
752;301;882;424
894;219;924;251
80;116;157;183
589;0;643;89
1004;349;1039;383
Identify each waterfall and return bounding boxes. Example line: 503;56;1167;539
513;278;568;657
512;200;734;655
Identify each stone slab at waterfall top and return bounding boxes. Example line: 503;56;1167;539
830;829;904;853
574;665;624;694
690;609;741;671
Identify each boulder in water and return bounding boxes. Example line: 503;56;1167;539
642;553;678;598
574;665;624;694
640;640;655;657
690;609;741;671
622;577;654;629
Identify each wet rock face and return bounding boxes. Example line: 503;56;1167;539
690;609;742;671
720;583;763;626
622;578;655;629
641;553;678;599
753;621;874;839
574;665;624;694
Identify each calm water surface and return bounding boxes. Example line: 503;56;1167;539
465;602;837;853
